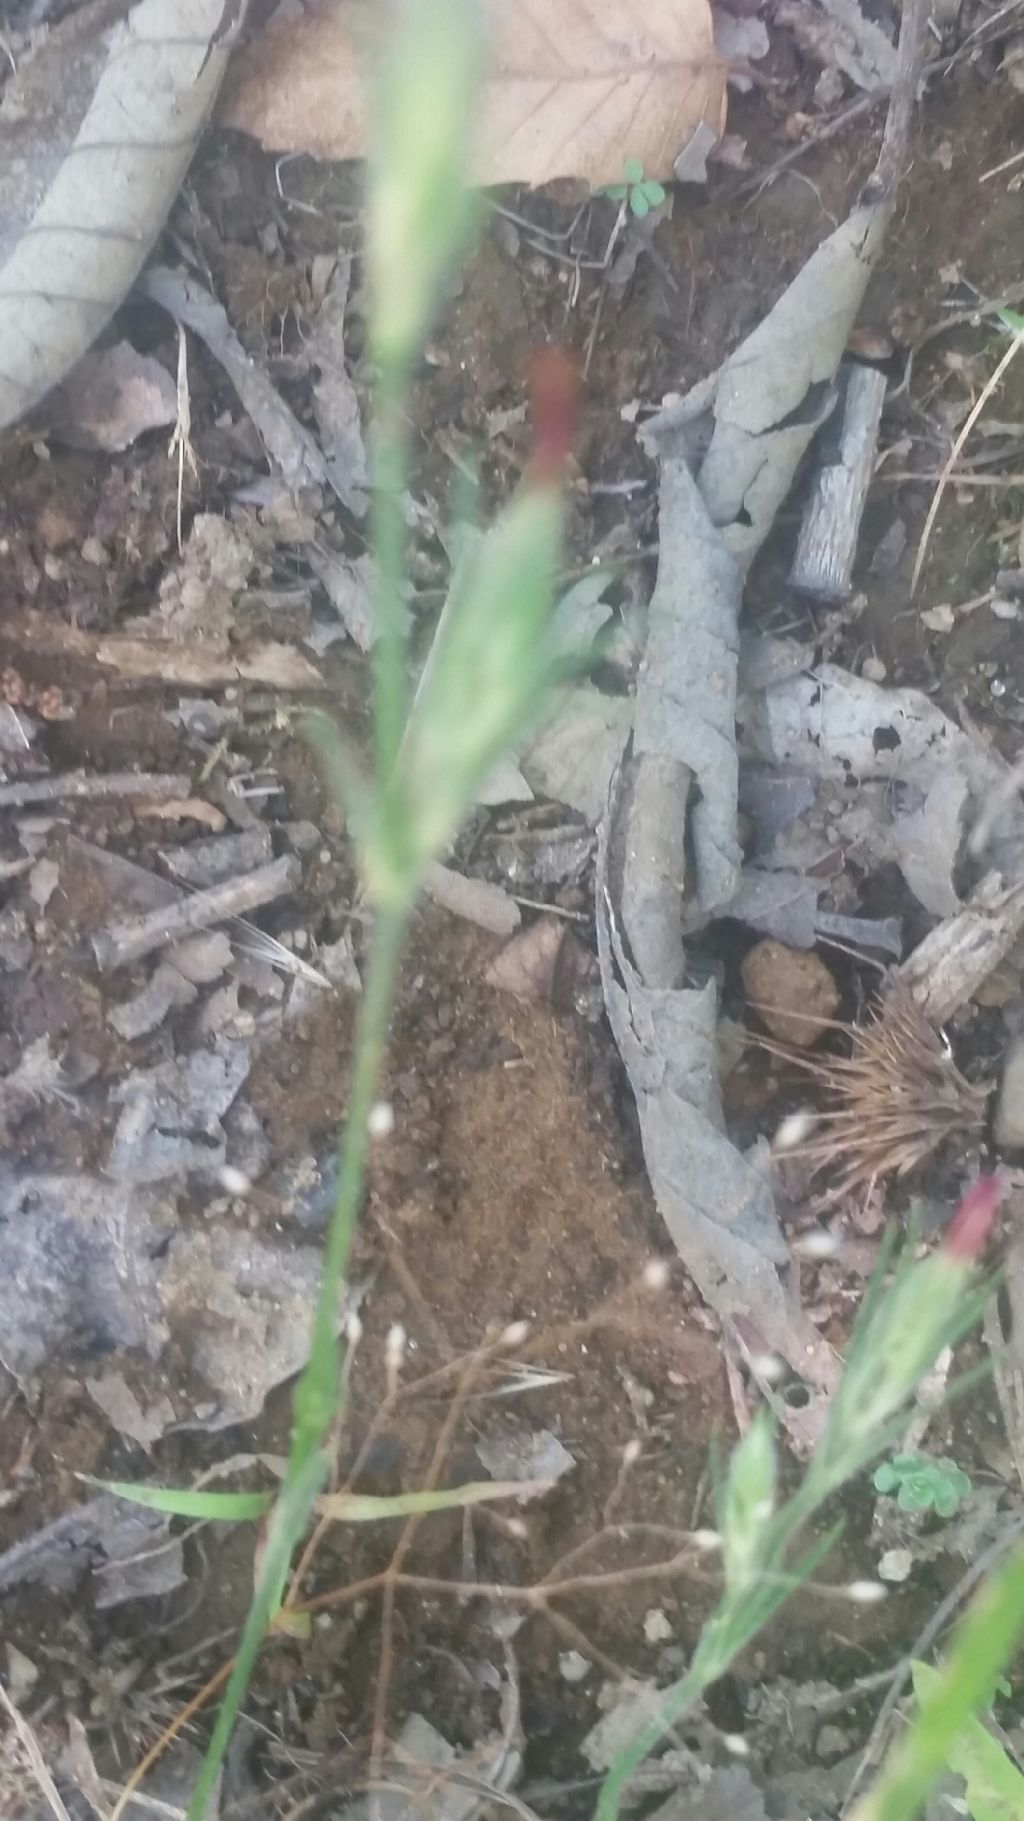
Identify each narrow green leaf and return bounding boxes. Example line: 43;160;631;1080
88;1479;272;1521
623;157;645;183
605;184;628;200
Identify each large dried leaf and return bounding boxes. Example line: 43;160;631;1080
223;0;725;187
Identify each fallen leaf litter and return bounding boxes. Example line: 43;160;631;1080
3;0;1024;1810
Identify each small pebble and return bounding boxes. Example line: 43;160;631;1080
816;1724;852;1759
878;1547;913;1583
741;939;840;1048
643;1608;673;1645
861;655;887;682
5;1644;38;1698
920;603;955;634
559;1650;590;1683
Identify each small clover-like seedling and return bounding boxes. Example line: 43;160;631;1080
604;157;666;218
873;1452;972;1518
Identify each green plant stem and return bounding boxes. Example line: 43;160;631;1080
185;898;412;1821
594;1593;779;1821
292;897;411;1461
185;1450;326;1821
371;369;412;788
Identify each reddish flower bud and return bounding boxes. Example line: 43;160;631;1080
943;1174;1002;1260
527;345;580;485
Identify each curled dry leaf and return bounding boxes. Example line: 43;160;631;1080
0;0;244;430
223;0;726;187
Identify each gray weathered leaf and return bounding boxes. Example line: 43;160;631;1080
0;0;243;429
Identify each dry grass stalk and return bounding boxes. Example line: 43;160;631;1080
762;984;988;1197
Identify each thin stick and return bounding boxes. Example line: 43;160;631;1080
911;324;1024;593
370;1339;498;1771
168;323;198;554
92;854;300;970
0;770;189;811
884;469;1024;486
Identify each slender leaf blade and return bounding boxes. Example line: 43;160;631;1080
87;1479;273;1521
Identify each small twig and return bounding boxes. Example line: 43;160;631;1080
0;770;189;811
369;1337;500;1775
0;1680;73;1821
884;469;1024;485
911;323;1024;592
980;145;1024;182
101;1785;185;1820
91;853;300;970
140;266;332;497
168;323;198;553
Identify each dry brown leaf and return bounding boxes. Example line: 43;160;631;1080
222;0;725;187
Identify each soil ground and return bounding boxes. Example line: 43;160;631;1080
2;10;1024;1819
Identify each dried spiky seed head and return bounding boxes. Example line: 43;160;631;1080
765;985;988;1197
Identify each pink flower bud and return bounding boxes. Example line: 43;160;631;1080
943;1175;1002;1260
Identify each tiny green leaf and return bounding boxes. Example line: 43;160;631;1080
630;190;650;218
642;179;666;206
873;1462;899;1493
623;157;645;183
605;184;628;200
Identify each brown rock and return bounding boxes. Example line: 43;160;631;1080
741;939;839;1048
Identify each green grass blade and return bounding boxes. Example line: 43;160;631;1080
849;1545;1024;1821
89;1480;272;1521
186;1448;328;1821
